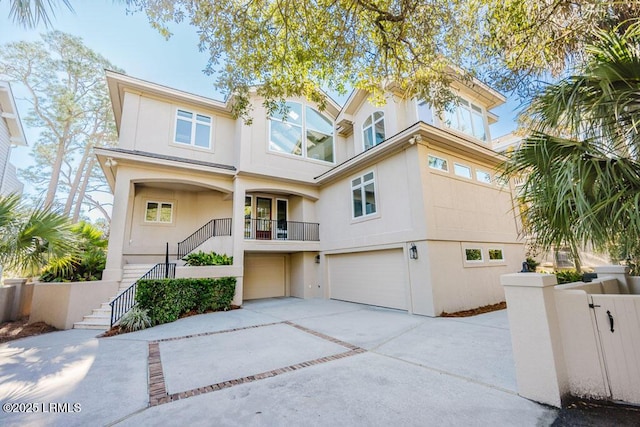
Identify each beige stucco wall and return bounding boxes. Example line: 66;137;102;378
236;96;338;183
290;252;320;299
119;91;236;166
428;241;525;314
420;144;519;243
318;146;426;251
29;281;119;330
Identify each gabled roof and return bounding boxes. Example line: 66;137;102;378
0;81;27;146
105;70;232;133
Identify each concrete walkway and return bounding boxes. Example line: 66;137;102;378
0;298;558;426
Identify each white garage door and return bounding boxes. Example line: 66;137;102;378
243;254;286;300
328;249;408;310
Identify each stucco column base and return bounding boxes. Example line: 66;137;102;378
233;277;243;307
4;278;27;320
101;268;123;283
501;273;569;408
594;265;630;294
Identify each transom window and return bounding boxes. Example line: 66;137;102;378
454;163;472;179
428;155;449;172
465;248;483;262
488;249;504;261
444;97;487;142
476;170;492;184
363;111;385;150
174;109;212;149
352;171;377;218
145;201;173;223
269;101;334;162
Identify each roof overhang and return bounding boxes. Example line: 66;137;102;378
0;81;27;146
316;121;505;185
95;147;236;191
105;70;232;133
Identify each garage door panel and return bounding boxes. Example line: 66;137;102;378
244;255;285;300
328;249;407;310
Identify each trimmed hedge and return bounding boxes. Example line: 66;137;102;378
136;277;236;326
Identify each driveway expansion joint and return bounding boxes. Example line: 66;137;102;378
146;321;366;407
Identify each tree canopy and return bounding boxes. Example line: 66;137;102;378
502;22;640;270
122;0;640;119
0;31;123;222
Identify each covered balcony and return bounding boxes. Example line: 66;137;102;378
244;218;319;241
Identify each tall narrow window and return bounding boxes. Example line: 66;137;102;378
269;102;334;162
352;171;377;218
175;109;212;148
362;111;385;150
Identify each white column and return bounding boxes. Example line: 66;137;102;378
102;170;133;282
501;273;568;407
230;177;246;306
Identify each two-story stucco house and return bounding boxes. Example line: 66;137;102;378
93;70;524;327
0;81;26;197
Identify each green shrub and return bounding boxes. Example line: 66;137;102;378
119;306;152;332
184;251;233;266
555;270;583;285
136;277;236;325
40;221;107;282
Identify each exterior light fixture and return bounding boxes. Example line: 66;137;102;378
315;255;320;264
105;157;118;167
409;243;418;260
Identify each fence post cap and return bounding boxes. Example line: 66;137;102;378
501;273;558;288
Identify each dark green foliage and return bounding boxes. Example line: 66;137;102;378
525;257;540;272
136;277;236;325
184;251;233;266
555;270;584;285
39;221;107;282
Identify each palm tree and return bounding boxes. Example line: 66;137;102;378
6;0;73;28
502;22;640;271
0;194;76;277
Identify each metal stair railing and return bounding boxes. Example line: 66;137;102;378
109;262;176;327
177;218;232;259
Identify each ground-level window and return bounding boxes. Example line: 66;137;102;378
352;171;377;218
428;155;448;172
465;248;483;262
145;201;173;223
454;163;472;179
488;249;504;261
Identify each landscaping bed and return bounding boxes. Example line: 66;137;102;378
0;317;58;343
440;301;506;317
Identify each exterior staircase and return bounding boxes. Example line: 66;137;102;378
73;264;155;330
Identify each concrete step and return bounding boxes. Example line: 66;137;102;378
73;320;110;330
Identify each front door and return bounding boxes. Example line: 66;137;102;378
256;197;272;239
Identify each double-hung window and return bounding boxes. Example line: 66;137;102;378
175;109;212;149
145;201;173;223
363;111;385;150
352;171;377;218
269;101;334;162
443;97;487;142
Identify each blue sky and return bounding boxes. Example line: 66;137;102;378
0;1;520;194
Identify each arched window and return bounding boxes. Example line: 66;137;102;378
362;111;385;151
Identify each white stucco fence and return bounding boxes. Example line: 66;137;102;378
501;266;640;407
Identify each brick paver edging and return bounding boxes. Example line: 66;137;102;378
147;321;365;407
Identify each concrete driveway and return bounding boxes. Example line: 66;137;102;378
0;298;558;426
